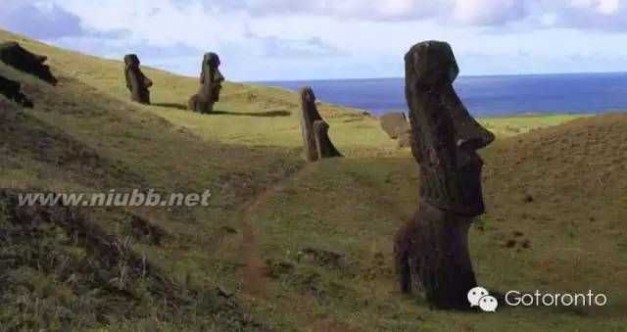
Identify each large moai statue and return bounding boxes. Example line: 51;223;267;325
0;42;57;85
188;52;225;114
124;54;152;104
299;87;342;162
394;41;495;310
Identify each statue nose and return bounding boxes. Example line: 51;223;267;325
450;99;495;150
215;69;225;82
456;135;493;151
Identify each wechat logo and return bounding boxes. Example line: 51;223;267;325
468;286;498;312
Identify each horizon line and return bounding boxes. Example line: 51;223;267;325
245;70;627;83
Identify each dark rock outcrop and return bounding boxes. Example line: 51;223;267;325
188;53;224;113
299;87;342;162
394;41;495;310
0;42;57;85
124;54;152;104
0;74;33;107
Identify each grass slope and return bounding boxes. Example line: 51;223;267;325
1;29;625;331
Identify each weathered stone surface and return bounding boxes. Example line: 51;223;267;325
394;41;495;310
189;53;224;114
0;42;57;85
0;74;33;108
397;129;412;148
380;112;410;139
299;87;342;162
124;54;152;104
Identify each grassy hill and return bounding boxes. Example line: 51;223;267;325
1;29;625;331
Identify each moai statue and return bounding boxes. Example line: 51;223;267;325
124;54;152;104
380;112;410;139
0;74;34;108
0;42;57;85
299;87;342;162
188;53;225;113
394;41;495;310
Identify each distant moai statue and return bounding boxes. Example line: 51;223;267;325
124;54;152;104
299;87;342;162
0;42;57;85
380;112;410;139
188;52;225;113
380;111;412;148
394;41;495;310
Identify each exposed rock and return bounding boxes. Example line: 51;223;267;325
301;247;348;270
380;112;411;139
394;41;495;310
0;41;57;84
0;74;33;107
189;53;224;114
124;54;152;104
299;87;342;162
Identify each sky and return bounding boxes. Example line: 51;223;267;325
2;0;627;81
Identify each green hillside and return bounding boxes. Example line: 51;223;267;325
1;29;625;331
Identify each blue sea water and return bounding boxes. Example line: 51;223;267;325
257;73;627;117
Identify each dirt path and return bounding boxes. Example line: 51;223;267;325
239;164;314;298
238;162;361;331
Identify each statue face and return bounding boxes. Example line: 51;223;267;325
405;41;494;216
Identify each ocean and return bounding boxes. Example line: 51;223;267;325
257;73;627;117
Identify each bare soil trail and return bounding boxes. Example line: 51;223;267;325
238;161;365;331
239;163;316;298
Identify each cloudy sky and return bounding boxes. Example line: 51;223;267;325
2;0;627;81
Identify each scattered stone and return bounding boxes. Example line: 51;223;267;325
394;41;496;310
220;226;238;234
380;112;410;139
188;53;224;114
299;87;342;162
0;74;33;107
264;259;295;279
124;54;152;104
0;41;57;84
217;285;234;298
523;194;534;203
301;247;348;270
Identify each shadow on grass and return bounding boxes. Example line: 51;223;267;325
151;103;291;117
152;102;188;111
212;110;291;117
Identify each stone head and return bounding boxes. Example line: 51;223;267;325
124;54;140;68
0;42;57;85
405;41;494;216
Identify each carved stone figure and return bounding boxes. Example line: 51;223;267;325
380;112;410;139
0;42;57;85
124;54;152;104
394;41;495;310
299;87;342;162
188;53;224;113
0;74;33;108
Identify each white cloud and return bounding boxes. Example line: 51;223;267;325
452;0;527;25
4;0;627;80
